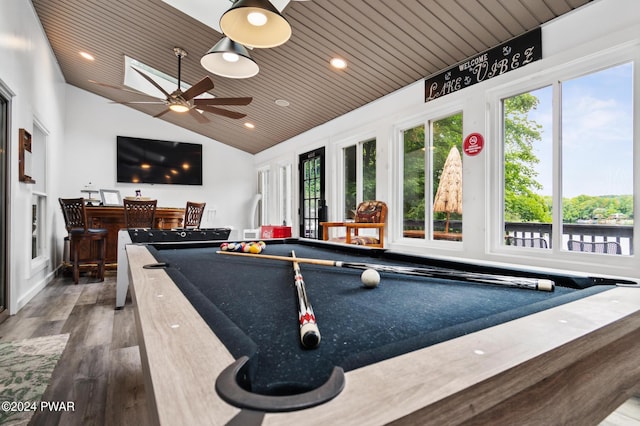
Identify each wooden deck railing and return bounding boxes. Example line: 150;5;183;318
403;220;634;255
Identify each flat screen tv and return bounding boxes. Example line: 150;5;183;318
117;136;203;185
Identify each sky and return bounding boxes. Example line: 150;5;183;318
524;62;633;198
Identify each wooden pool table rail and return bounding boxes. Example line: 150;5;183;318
126;244;640;425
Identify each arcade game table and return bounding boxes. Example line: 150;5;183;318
125;238;640;425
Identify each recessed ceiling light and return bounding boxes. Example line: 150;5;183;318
275;99;290;107
244;122;255;129
80;51;95;61
330;57;347;70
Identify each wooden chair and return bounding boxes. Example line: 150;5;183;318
183;201;206;228
505;236;548;248
123;199;157;229
59;197;108;284
321;201;387;248
567;240;622;255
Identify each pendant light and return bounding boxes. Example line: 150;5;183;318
220;0;291;48
201;37;259;79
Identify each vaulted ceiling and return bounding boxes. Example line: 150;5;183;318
32;0;592;154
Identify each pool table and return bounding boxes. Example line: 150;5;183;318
125;239;640;425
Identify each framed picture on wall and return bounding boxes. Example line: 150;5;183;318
100;189;122;206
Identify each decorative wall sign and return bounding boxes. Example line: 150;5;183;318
425;27;542;103
463;133;484;157
18;128;35;184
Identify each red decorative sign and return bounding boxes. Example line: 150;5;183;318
463;133;484;156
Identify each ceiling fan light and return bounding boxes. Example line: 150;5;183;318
169;103;190;113
201;37;259;79
220;0;291;48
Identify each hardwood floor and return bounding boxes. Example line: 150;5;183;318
0;271;638;425
0;272;149;426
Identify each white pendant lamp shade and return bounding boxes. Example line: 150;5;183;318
220;0;292;48
201;37;259;79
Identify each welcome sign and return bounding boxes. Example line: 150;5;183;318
425;27;542;103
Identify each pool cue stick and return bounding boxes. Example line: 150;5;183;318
291;251;321;349
217;251;555;292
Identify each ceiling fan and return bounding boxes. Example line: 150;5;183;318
90;47;252;124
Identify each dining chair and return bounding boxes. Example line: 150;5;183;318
567;240;622;254
505;236;549;248
59;197;108;284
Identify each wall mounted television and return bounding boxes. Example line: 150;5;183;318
117;136;203;185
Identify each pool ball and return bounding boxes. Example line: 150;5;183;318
361;268;380;288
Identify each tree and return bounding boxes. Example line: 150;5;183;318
503;93;551;222
403;125;426;222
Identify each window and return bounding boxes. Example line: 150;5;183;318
402;112;463;241
343;138;376;218
31;122;48;262
278;164;292;226
561;63;633;254
402;124;425;237
257;168;269;227
502;87;553;248
501;62;634;255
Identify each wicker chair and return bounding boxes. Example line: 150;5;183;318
505;236;548;248
184;201;206;228
123;199;157;229
567;240;622;255
59;198;108;284
321;201;387;248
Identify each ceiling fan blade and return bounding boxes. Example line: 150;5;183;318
153;108;172;118
132;68;172;99
197;105;247;120
182;76;215;101
110;101;165;105
89;80;152;96
193;97;253;106
189;109;210;124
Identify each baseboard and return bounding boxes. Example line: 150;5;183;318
15;269;57;313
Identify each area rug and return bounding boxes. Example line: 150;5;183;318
0;334;69;425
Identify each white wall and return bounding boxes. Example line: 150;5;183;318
255;0;640;280
1;0;67;313
62;86;255;233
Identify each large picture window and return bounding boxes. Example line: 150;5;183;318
402;112;463;241
502;62;634;255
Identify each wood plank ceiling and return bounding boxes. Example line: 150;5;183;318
31;0;592;154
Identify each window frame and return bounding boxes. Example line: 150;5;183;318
335;132;377;221
30;119;49;272
277;162;292;226
257;166;270;227
393;106;464;245
487;45;638;258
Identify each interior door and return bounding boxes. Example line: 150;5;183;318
299;148;325;239
0;90;8;320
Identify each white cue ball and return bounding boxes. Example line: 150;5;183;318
361;268;380;288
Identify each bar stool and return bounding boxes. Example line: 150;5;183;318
59;198;108;284
184;201;206;228
123;199;157;228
